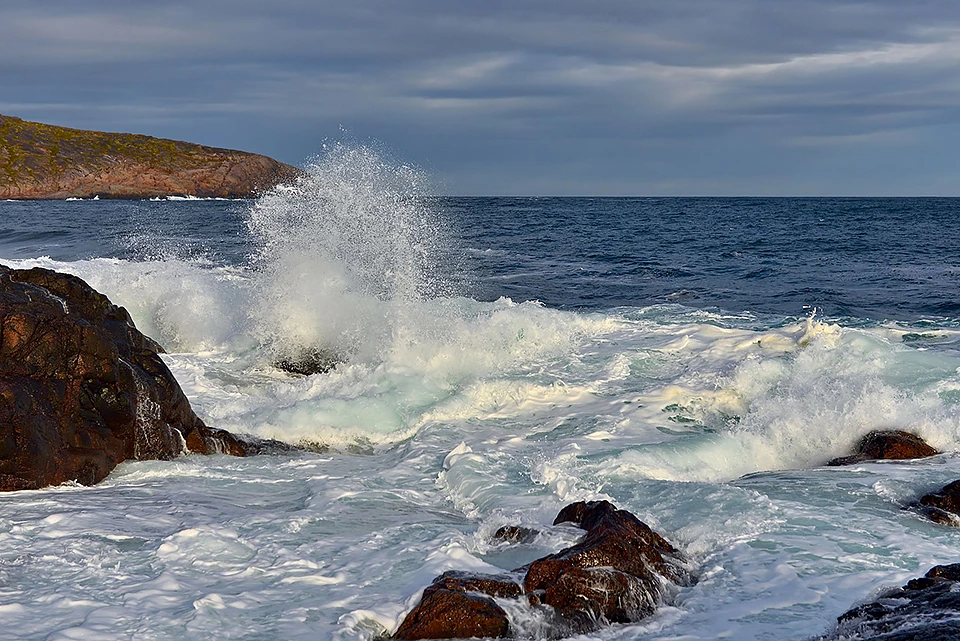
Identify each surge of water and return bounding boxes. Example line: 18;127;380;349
5;179;960;640
247;144;452;365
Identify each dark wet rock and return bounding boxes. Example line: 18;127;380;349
392;501;690;639
492;525;539;544
553;498;618;530
0;265;270;491
526;500;690;634
539;566;658;633
827;430;939;466
818;563;960;640
392;571;520;640
295;439;331;454
430;571;524;599
273;347;342;376
910;479;960;526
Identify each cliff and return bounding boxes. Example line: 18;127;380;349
0;114;301;200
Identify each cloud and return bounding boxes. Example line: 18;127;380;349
2;1;960;193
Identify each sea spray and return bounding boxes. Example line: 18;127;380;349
246;143;452;365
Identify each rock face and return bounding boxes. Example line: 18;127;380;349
393;501;691;640
393;572;522;640
0;114;301;200
818;564;960;640
827;430;939;466
0;265;262;491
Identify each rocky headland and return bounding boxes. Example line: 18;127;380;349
0;114;300;200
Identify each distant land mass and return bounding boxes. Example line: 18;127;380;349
0;114;301;200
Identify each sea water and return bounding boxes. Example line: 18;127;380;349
2;147;960;640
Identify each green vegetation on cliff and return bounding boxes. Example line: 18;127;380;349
0;114;300;199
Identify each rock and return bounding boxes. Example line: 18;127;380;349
392;501;690;639
537;567;658;635
392;571;521;640
913;480;960;526
0;265;269;491
492;525;538;544
553;498;618;530
826;430;939;466
273;347;342;376
0;114;301;200
818;563;960;640
525;501;689;633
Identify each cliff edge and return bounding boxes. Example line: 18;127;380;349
0;114;301;200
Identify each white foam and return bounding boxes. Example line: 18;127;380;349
9;149;960;641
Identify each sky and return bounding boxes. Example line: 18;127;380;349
2;1;960;195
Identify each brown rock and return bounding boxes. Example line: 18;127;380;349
527;501;687;591
0;114;301;200
0;265;267;491
392;501;690;639
525;500;689;634
392;571;520;640
553;499;617;530
429;571;523;600
543;566;657;625
827;430;939;466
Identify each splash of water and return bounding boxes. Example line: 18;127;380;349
245;143;451;364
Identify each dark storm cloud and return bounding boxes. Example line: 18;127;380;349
2;1;960;193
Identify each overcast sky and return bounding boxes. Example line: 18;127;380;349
2;1;960;195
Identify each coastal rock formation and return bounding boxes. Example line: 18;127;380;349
392;572;522;640
492;525;539;544
525;500;688;634
0;114;300;200
818;564;960;640
0;265;266;491
826;430;939;466
913;480;960;526
393;500;691;639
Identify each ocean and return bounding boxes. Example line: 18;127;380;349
2;146;960;640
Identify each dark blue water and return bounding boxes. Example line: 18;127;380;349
2;197;959;320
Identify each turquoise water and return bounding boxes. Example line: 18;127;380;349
1;151;960;640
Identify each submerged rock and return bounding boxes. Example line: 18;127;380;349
392;500;691;640
826;430;939;466
0;266;269;491
818;564;960;640
492;525;539;544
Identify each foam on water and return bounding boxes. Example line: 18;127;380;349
5;157;960;640
7;251;960;477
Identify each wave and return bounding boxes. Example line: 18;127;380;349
8;249;960;485
4;146;960;481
